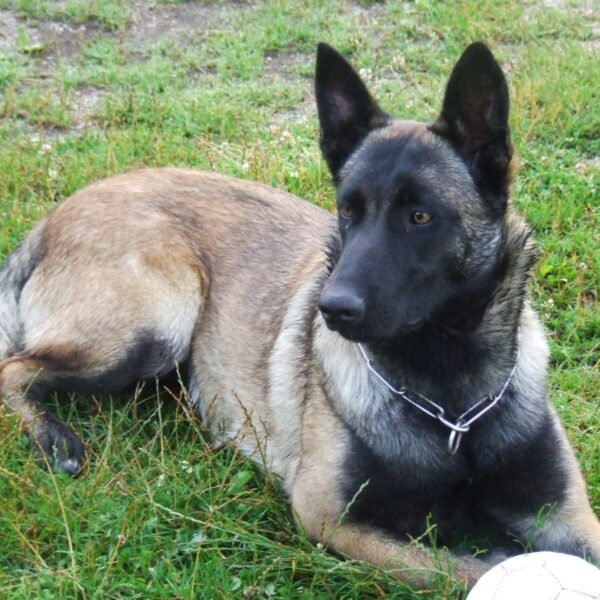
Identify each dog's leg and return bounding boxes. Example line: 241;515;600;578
0;355;86;474
514;421;600;562
1;229;206;473
292;473;487;589
531;488;600;563
1;281;204;475
291;388;488;589
297;513;486;589
507;480;600;564
0;322;197;475
491;413;600;563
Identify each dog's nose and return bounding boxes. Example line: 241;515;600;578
319;290;365;327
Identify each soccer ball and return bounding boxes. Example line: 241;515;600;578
467;552;600;600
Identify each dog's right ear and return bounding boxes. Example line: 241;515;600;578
316;43;389;183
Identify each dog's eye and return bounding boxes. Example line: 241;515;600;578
340;206;353;219
410;211;433;225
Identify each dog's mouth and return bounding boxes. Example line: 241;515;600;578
397;316;425;332
321;309;425;341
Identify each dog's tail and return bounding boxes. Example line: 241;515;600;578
0;220;45;360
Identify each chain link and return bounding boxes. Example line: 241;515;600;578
357;342;520;454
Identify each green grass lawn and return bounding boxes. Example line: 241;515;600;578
0;1;598;598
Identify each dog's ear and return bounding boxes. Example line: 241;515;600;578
431;42;512;207
316;43;389;183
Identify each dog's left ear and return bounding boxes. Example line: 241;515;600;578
431;42;512;207
316;43;389;183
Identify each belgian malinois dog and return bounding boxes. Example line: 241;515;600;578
1;42;599;588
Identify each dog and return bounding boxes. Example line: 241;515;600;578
1;41;599;589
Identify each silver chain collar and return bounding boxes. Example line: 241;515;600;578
357;342;520;455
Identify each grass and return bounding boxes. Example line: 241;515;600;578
0;0;598;598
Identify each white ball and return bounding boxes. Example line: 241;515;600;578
467;552;600;600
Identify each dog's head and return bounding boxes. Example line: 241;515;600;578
316;42;513;342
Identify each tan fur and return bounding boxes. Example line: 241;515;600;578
0;357;45;422
0;168;335;473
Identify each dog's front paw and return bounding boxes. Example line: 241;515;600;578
484;549;513;566
30;412;87;476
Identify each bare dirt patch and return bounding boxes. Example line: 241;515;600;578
0;9;102;66
1;2;251;65
125;1;249;48
0;10;20;50
71;85;104;130
263;50;310;80
1;2;255;136
1;1;393;135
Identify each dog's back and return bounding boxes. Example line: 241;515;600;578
0;167;334;475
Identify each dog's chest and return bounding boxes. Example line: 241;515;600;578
341;426;472;537
341;428;483;544
339;400;568;548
